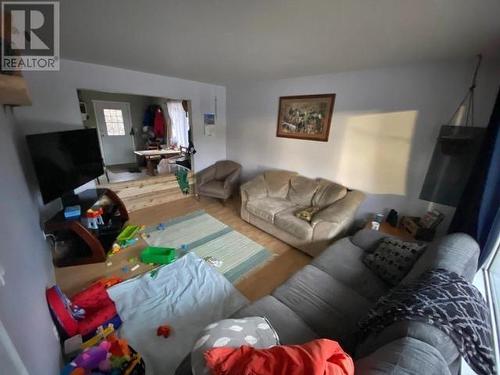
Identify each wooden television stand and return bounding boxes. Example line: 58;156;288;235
44;189;129;267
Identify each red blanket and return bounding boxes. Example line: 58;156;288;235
205;339;354;375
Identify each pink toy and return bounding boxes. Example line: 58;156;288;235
72;341;110;371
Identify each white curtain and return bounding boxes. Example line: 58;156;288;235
167;101;189;148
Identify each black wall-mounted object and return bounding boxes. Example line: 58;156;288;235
420;125;485;207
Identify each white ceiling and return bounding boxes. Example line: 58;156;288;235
61;0;500;84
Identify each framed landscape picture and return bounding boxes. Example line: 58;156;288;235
276;94;335;142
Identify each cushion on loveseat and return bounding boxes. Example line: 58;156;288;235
263;170;297;198
275;207;313;240
312;178;348;208
246;198;296;223
287;176;320;206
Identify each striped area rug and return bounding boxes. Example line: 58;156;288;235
144;210;273;283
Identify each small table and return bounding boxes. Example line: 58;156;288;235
134;149;180;176
365;221;415;241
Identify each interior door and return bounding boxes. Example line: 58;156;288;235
93;100;135;166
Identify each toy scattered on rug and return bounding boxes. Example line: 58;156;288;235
156;324;172;338
204;256;223;268
149;269;159;279
92;277;123;290
61;333;145;375
84;208;104;230
156;223;166;231
140;246;176;265
130;264;140;272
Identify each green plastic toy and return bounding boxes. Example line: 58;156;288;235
140;246;176;265
117;225;141;245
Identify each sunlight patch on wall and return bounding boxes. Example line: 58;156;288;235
337;110;417;195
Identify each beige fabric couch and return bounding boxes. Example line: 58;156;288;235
240;170;364;256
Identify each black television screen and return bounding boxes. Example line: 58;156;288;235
26;128;104;204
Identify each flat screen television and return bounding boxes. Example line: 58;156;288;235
26;128;104;204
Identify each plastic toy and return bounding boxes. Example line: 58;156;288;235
131;264;140;272
110;243;121;255
156;223;166;231
140;246;176;265
84;208;104;230
81;324;115;349
156;325;171;338
60;333;145;375
116;225;141;245
65;341;110;374
108;334;130;358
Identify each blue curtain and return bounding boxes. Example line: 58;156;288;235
449;88;500;267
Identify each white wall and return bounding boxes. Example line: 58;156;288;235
227;60;500;230
0;107;61;375
15;59;226;173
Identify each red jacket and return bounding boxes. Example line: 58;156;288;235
205;339;354;375
153;108;165;138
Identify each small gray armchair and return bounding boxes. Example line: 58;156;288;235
196;160;242;201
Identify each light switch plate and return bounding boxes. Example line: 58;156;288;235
0;265;5;287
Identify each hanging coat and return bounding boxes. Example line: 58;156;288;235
153;107;166;138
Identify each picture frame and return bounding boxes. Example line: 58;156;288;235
276;94;335;142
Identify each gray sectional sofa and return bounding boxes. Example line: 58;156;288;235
176;229;480;374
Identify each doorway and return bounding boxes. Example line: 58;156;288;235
92;100;136;166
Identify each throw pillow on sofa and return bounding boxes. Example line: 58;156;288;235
295;206;321;222
363;238;426;286
191;317;280;375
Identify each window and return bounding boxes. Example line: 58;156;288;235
103;109;125;136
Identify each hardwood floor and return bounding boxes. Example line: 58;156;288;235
55;195;311;301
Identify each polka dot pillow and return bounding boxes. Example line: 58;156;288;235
363;238;426;286
191;316;280;375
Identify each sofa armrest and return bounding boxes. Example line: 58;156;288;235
240;175;267;204
196;165;216;186
223;168;241;191
311;190;365;241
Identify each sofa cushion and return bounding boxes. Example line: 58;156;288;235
263;170;297;198
355;337;451;375
272;265;371;348
246;198;296;223
312;178;347;208
287;176;320;206
355;320;460;369
232;295;318;345
402;233;479;284
311;237;390;301
350;229;391;253
275;208;313;240
215;160;239;180
199;180;225;196
363;238;426;286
